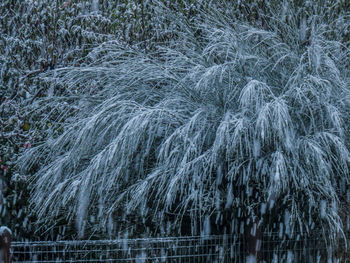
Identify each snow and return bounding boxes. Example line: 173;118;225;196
260;203;267;215
0;226;11;236
320;200;327;218
203;216;211;236
92;0;99;12
287;250;294;263
284;211;291;237
135;252;146;263
246;254;257;263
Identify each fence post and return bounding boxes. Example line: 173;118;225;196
0;226;12;263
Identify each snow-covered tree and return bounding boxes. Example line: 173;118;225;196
17;0;350;248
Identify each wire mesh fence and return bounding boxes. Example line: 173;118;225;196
11;234;350;263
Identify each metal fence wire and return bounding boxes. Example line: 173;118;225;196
11;234;350;263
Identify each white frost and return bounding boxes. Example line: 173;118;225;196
246;254;257;263
0;226;11;236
